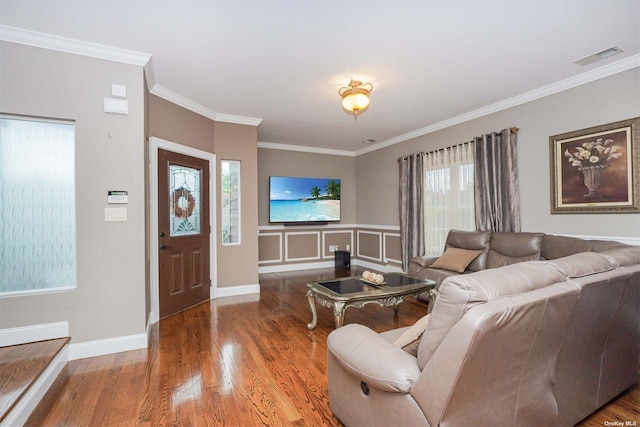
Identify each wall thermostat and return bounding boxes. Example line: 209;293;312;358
108;190;128;204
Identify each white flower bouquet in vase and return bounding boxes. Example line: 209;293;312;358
564;138;622;198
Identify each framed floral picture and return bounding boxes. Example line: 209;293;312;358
549;117;640;214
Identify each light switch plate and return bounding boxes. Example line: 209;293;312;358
105;207;127;222
112;84;127;98
104;97;129;115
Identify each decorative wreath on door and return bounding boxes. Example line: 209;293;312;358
173;188;196;218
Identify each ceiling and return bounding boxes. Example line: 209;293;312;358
1;1;639;154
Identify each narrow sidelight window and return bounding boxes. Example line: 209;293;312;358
221;160;241;245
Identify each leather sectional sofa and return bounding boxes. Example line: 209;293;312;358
327;231;640;426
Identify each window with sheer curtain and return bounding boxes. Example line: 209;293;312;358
0;116;77;295
423;143;475;256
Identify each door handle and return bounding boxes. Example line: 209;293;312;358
159;244;172;250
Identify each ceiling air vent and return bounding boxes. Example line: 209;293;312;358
575;46;624;66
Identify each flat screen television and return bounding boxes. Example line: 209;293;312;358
269;176;341;224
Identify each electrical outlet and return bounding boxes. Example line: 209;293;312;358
329;245;335;253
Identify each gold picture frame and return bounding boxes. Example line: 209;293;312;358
549;117;640;214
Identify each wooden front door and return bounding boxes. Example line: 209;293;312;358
158;149;210;319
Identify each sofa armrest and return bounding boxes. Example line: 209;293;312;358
327;324;421;393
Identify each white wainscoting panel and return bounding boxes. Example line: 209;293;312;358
258;232;283;264
357;230;383;262
322;230;354;259
383;232;402;265
285;231;321;262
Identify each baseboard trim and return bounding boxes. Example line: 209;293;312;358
0;321;69;347
259;261;334;274
257;259;402;274
213;284;260;299
0;345;68;427
68;333;147;361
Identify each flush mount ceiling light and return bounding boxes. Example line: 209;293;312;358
339;79;373;121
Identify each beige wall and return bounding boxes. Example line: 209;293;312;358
148;95;260;289
257;148;356;225
356;68;640;238
214;123;259;287
0;42;146;343
257;148;362;270
148;95;215;152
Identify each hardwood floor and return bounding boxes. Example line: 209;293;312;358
28;267;638;426
0;338;69;423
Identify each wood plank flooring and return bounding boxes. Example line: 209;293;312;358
26;267;638;426
0;337;69;423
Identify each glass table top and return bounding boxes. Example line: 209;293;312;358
308;273;434;299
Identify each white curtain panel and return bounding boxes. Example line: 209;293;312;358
423;143;475;256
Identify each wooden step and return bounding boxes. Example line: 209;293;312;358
0;338;70;425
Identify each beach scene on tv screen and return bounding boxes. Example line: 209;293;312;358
270;176;340;222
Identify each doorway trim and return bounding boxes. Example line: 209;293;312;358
149;137;217;325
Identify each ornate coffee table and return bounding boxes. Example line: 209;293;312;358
306;272;435;329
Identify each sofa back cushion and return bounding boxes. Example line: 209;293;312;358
444;230;491;272
548;252;615;278
541;234;603;260
486;232;544;269
596;246;640;267
416;261;566;369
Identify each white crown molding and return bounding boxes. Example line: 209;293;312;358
258;141;355;157
356;54;640;156
144;56;156;91
1;25;261;127
150;84;263;126
215;112;264;127
0;25;151;66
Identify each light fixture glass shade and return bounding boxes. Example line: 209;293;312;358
341;90;370;112
339;80;373;120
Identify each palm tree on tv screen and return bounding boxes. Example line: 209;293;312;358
310;186;321;199
324;180;340;200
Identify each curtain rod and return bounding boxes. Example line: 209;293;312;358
398;141;471;162
398;127;519;162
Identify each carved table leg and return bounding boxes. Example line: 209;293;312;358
307;289;318;330
333;302;346;328
393;304;399;314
